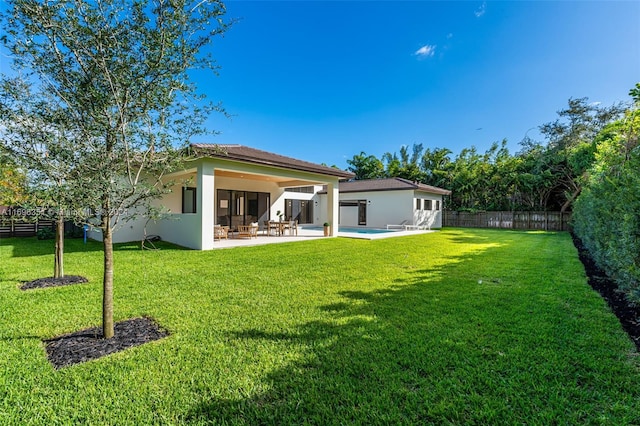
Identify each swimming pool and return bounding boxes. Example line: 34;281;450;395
303;226;397;234
338;227;397;234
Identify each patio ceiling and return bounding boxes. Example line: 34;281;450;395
213;169;324;188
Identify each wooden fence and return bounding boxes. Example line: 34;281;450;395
444;211;572;231
0;218;56;238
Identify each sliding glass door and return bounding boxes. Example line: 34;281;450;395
284;199;314;224
216;189;270;230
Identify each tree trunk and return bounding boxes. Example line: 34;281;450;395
54;213;64;278
561;187;581;213
102;217;115;339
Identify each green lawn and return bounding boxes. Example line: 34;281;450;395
0;229;638;424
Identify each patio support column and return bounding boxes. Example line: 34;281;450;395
327;180;339;237
197;160;215;250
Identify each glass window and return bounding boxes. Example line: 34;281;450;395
416;199;421;210
284;186;315;193
182;187;197;213
358;200;367;225
425;199;433;210
436;200;441;210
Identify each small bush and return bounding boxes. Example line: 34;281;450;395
36;227;55;240
64;224;84;239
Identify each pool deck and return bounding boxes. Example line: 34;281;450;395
211;227;434;249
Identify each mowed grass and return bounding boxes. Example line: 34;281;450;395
0;229;638;424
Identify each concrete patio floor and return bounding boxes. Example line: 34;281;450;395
210;227;434;249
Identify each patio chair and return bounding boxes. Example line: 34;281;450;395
289;220;298;236
214;225;229;240
266;220;280;236
237;225;258;239
250;222;259;238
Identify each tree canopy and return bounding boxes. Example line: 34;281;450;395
1;0;230;338
345;97;627;212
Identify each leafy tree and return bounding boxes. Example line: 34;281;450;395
0;78;81;278
346;152;384;180
0;152;27;207
537;97;625;211
382;143;425;182
421;147;452;188
1;0;230;338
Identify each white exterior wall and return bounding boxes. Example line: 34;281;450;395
343;190;414;228
339;205;359;226
413;191;445;229
87;206;159;244
147;213;201;249
313;193;325;226
317;189;446;229
163;172;196;213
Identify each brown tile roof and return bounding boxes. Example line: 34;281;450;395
320;177;451;195
190;144;354;179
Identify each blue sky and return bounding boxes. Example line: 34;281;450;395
1;1;637;170
196;0;640;169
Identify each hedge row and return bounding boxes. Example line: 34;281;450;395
573;111;640;302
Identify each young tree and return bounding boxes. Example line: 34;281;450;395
1;0;230;338
0;78;80;278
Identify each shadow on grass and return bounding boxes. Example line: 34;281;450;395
184;232;617;424
1;237;189;258
0;335;42;342
1;237;104;257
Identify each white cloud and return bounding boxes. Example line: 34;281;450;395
414;44;436;58
475;1;486;17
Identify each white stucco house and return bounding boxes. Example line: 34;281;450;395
99;145;451;249
104;144;354;249
313;178;451;230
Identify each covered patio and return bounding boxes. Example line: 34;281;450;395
143;144;354;250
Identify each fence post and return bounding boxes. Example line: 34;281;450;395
545;211;548;231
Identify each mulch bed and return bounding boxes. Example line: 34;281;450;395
44;317;169;369
21;275;88;290
571;234;640;352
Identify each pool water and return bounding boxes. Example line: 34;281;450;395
303;226;398;234
339;227;396;234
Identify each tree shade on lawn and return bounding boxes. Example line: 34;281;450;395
0;229;638;424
